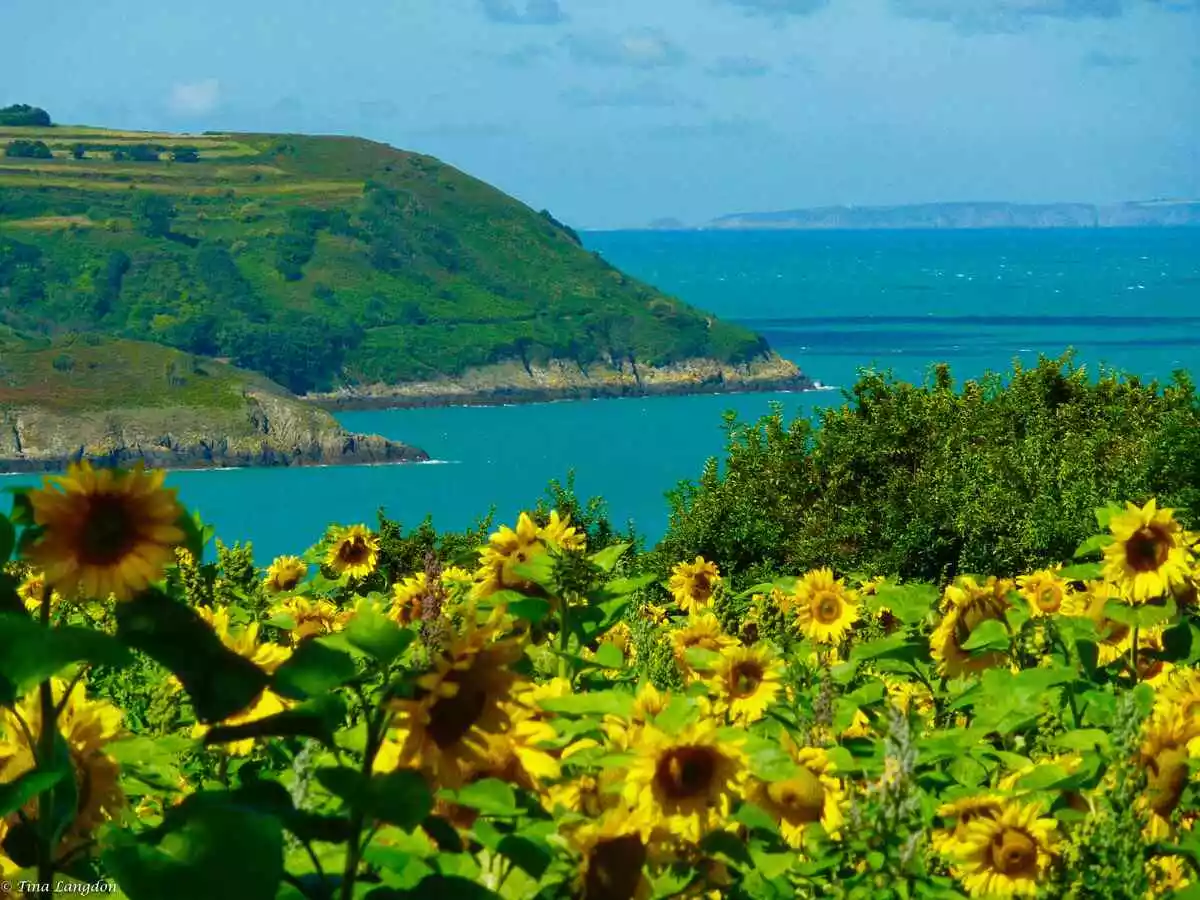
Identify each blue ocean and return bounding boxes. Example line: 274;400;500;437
8;229;1200;560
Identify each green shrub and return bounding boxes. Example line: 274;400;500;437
655;354;1200;587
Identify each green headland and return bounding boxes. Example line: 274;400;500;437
0;108;811;470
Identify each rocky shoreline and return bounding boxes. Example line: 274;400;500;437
305;354;818;412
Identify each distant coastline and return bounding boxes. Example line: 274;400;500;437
614;200;1200;232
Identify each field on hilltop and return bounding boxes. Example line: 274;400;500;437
0;121;773;395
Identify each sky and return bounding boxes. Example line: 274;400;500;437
2;0;1198;229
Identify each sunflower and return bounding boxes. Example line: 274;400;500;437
930;795;1007;855
472;513;547;600
930;578;1012;678
572;806;653;900
465;716;561;792
793;568;860;644
1016;566;1070;617
668;556;722;614
1147;855;1192;897
706;645;784;725
623;721;747;844
1153;669;1200;734
376;617;525;789
0;679;125;855
264;555;308;593
883;676;935;719
751;737;844;850
548;770;623;818
0;817;19;883
1135;627;1176;687
270;595;350;642
1062;580;1131;665
390;572;429;625
17;571;65;614
670;612;738;678
192;689;291;756
324;524;379;579
640;601;670;626
24;461;185;601
1102;500;1194;604
948;800;1059;898
540;510;587;551
1138;708;1198;840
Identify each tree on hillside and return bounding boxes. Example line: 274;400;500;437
4;140;53;159
171;147;200;163
132;193;176;237
0;104;51;127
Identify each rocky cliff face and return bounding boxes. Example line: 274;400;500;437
305;353;817;410
0;388;428;473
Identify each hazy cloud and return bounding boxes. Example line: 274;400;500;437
705;56;772;77
479;0;566;25
496;43;556;66
648;117;771;138
167;79;220;115
891;0;1125;32
719;0;829;17
561;29;687;68
1083;49;1139;67
560;81;696;108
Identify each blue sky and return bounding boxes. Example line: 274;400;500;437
2;0;1198;228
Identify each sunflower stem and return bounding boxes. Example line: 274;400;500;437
558;592;571;681
1130;624;1140;683
340;698;387;900
36;581;56;887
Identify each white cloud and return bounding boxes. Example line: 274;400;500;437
561;29;687;68
168;79;220;115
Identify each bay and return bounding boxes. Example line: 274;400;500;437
5;228;1198;562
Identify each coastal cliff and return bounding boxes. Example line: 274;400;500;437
0;334;428;474
304;353;815;410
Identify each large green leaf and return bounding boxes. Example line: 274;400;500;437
103;791;284;900
114;591;269;724
443;779;520;817
871;583;940;626
230;778;353;845
315;766;433;831
961;619;1010;653
204;695;347;748
271;638;359;701
0;613;133;704
343;605;414;667
0;768;65;818
588;542;631;573
0;515;14;565
538;689;633;718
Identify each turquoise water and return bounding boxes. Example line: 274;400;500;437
6;229;1199;560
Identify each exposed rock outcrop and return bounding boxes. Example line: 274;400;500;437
0;388;428;474
305;353;817;411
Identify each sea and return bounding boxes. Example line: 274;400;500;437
6;228;1200;561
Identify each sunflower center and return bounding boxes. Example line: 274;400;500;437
1126;527;1170;573
426;673;488;749
1036;586;1062;613
692;574;712;600
79;494;139;565
339;538;369;565
1146;747;1190;815
276;570;302;591
584;834;647;900
767;767;825;823
654;746;718;801
814;593;843;624
731;662;765;699
989;828;1038;877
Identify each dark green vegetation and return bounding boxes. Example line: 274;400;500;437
0;104;52;127
0;123;769;395
654;354;1200;585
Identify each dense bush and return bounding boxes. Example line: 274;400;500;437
0;104;51;127
3;140;52;160
656;355;1200;588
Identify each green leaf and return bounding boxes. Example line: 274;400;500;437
734;802;781;835
343;605;414;667
315;767;434;830
1094;502;1125;531
593;641;624;669
683;646;721;672
1053;729;1109;753
0;613;134;703
1104;598;1176;629
114;590;269;724
589;542;631;573
230;778;353;844
385;876;501;899
444;778;519;816
176;510;209;562
1162;621;1195;662
506;597;553;625
0;768;66;817
6;488;33;526
0;515;14;565
204;695;347;748
1057;563;1104;581
586;573;658;603
872;583;940;626
509;554;557;590
849;633;924;664
948;754;990;788
103;791;284;900
497;834;552;879
961;619;1010;652
272;638;358;701
1073;533;1112;559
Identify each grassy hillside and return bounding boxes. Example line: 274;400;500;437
0;123;773;394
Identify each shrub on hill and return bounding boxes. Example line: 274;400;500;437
3;139;52;159
0;103;51;126
656;354;1200;587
